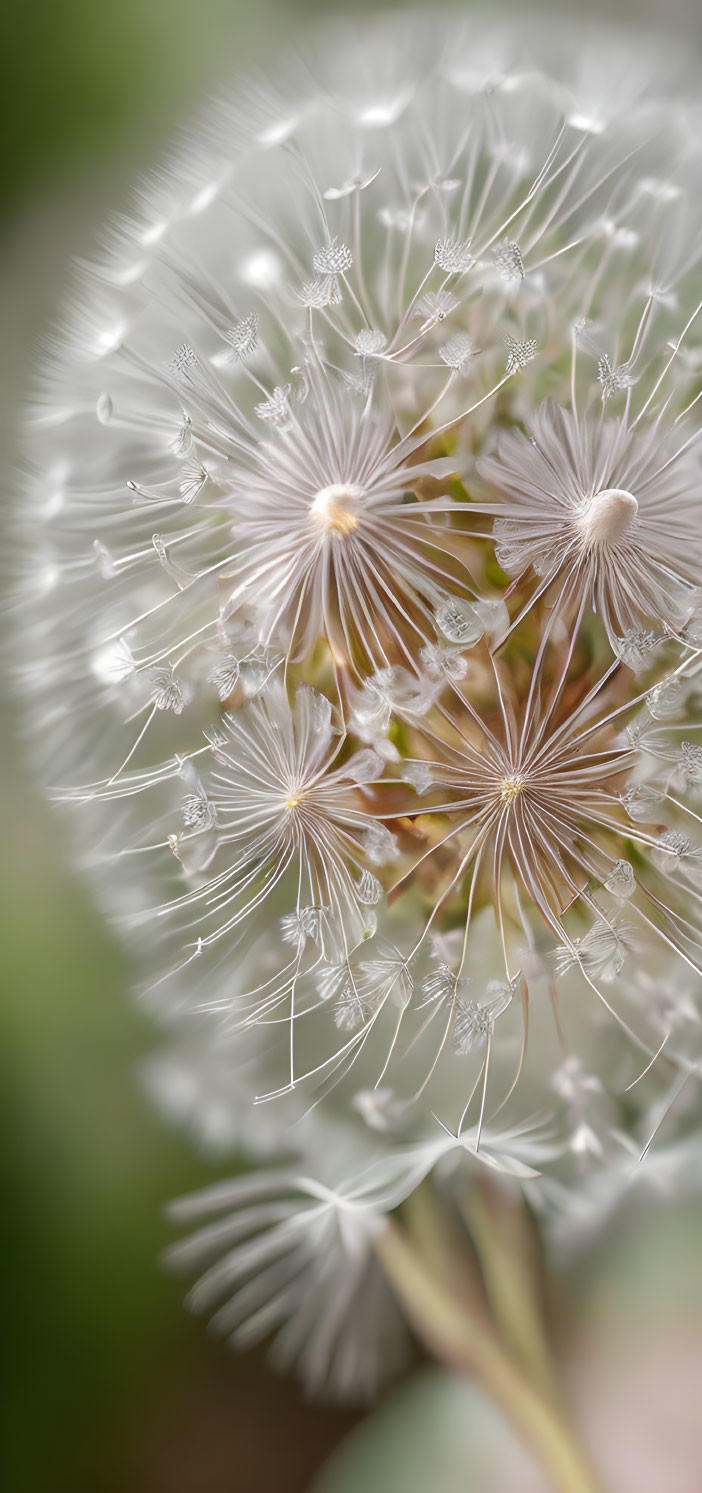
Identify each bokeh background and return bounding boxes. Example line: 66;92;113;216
2;3;702;1491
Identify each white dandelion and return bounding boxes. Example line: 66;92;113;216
14;9;702;1430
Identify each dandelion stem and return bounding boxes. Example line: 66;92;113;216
457;1178;560;1405
376;1218;605;1493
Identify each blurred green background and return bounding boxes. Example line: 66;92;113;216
2;2;702;1491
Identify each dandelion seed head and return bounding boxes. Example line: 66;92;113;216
16;10;702;1401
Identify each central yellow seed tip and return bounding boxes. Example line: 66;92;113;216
309;483;361;536
285;796;300;810
501;774;525;802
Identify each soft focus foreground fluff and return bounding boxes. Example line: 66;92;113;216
19;15;702;1400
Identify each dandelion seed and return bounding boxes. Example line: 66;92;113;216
402;760;435;794
165;1171;410;1399
207;654;240;701
434;596;484;646
363;823;399;865
647;678;684;720
452;979;515;1055
680;742;702;783
354;329;387;355
216;365;465;668
504;335;537;373
253;384;292;424
420;641;469;682
597;354;632;401
298;276;343;308
281;906;320;948
313;239;354;276
328;942;411;1030
477;402;702;644
357;869;384;905
147;666;186;714
434;237;475;274
614;628;664;672
352;1087;401;1131
223;313;258;360
556;919;637;982
603;860;636;899
324;167;381;200
421;962;472;1009
182;790;215;831
621;785;665;822
416;290;459;327
145;682;389;963
439;332;476;372
491;238;525;283
653;829;702;878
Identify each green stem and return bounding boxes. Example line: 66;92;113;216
376;1221;604;1493
459;1180;560;1404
